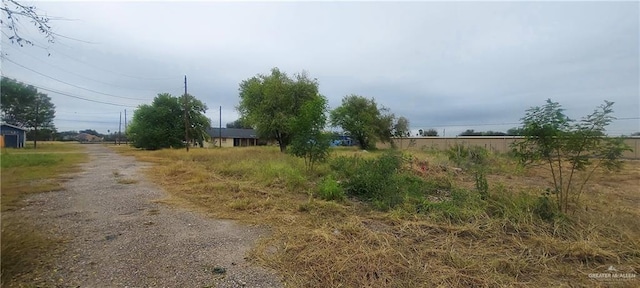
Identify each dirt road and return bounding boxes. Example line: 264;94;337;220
10;145;282;287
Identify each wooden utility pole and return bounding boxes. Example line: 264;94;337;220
124;109;127;144
184;75;190;152
118;111;122;145
219;106;222;147
34;98;39;149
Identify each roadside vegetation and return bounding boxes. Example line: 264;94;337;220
1;142;87;285
114;143;639;287
113;95;638;287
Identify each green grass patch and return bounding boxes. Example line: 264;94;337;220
1;142;87;285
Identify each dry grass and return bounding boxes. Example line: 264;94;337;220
113;145;640;287
1;142;88;285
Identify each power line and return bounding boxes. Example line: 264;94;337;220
3;45;161;93
51;32;99;44
6;79;139;108
55;118;119;124
2;56;149;101
23;44;178;81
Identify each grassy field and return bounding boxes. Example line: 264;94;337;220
1;142;88;285
113;145;640;287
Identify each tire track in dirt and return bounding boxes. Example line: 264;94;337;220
9;145;282;287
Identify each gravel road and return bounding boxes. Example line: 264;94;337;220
10;145;283;287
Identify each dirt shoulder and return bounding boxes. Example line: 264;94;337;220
7;144;282;287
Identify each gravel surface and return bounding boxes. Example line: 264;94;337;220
10;145;283;288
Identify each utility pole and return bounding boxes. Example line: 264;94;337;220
183;75;190;152
34;98;39;149
219;106;222;147
118;111;122;145
124;109;127;144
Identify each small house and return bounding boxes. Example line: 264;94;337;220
0;123;27;148
206;128;262;147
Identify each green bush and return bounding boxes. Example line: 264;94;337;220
533;190;557;221
317;175;345;201
475;170;489;200
446;144;488;169
331;151;405;210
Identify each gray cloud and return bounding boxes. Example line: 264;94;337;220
2;1;637;136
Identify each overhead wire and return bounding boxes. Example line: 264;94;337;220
3;44;164;93
2;56;150;101
3;77;139;108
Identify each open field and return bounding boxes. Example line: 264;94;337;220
113;145;640;287
1;142;88;284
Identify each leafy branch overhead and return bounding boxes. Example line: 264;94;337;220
1;0;54;47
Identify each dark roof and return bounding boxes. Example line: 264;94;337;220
1;123;28;131
207;128;258;139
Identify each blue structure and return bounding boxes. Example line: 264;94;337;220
330;135;356;147
1;123;27;148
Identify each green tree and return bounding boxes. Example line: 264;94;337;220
237;67;320;152
289;95;330;171
512;99;631;213
185;94;210;148
127;93;210;150
506;127;524;136
423;128;438;136
330;95;394;150
226;118;253;129
1;77;56;148
393;116;410;148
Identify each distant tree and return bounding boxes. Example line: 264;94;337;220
79;129;101;137
421;128;438;136
330;95;395;150
482;131;507;136
289;95;331;171
459;129;506;136
27;127;56;141
630;132;640;137
393;116;410;148
512;99;631;213
1;77;55;148
237;67;320;152
226;118;253;129
506;127;524;136
459;129;482;136
1;0;54;47
127;93;210;150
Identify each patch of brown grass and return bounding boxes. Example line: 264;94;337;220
114;145;640;287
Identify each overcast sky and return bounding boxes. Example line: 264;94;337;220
2;1;638;136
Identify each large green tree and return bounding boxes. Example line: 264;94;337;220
330;95;394;150
237;67;320;152
127;93;210;150
1;77;56;148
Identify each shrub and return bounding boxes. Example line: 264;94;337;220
331;151;404;210
317;175;345;201
512;99;631;213
475;170;489;200
534;189;557;221
446;144;488;169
